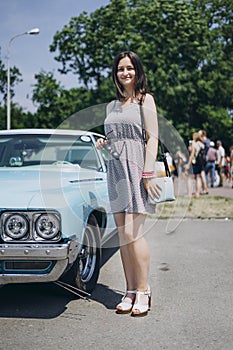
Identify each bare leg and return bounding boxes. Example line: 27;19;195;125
186;173;194;197
114;212;137;312
114;213;137;291
194;174;202;197
220;170;225;186
201;170;208;193
114;212;150;314
124;213;149;291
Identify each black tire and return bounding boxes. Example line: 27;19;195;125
62;214;101;293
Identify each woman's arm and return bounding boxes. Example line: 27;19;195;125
142;93;158;172
185;143;196;169
141;94;161;199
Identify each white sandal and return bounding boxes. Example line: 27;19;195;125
131;288;152;317
116;290;137;314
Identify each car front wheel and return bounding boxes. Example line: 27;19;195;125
62;214;101;293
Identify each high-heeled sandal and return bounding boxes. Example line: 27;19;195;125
131;288;152;317
116;290;137;314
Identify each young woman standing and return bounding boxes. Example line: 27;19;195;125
96;51;159;317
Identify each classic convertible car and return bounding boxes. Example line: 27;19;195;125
0;129;117;293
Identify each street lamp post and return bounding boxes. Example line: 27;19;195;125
7;28;40;130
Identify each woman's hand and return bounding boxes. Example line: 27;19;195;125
95;138;107;150
143;178;162;201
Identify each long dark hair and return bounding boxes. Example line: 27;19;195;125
112;51;147;102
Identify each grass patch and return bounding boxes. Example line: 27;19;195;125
156;195;233;219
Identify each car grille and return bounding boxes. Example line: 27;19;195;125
0;260;54;274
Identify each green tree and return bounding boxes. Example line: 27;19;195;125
189;0;233;144
49;0;233;148
32;70;70;128
32;70;98;128
0;48;22;105
0;47;28;130
50;0;133;90
0;106;6;129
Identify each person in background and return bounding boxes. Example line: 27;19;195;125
199;130;210;153
230;146;233;188
225;154;231;182
174;147;187;179
225;146;233;187
185;132;205;198
184;140;194;197
198;129;209;194
205;141;218;187
216;140;226;187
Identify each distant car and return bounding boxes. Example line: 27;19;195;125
0;129;116;293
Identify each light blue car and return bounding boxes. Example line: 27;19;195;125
0;129;117;293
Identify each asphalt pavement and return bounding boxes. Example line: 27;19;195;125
0;219;232;350
174;176;233;199
207;183;233;198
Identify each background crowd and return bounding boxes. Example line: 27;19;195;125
172;130;233;198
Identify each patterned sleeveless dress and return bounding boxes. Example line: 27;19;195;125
104;100;156;214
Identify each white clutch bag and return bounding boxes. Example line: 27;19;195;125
148;160;176;204
148;173;175;204
139;103;175;204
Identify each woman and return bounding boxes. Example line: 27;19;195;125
185;132;205;198
96;51;160;317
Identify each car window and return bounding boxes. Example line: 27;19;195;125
0;134;102;171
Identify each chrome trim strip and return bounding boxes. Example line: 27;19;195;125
0;240;79;285
70;178;104;183
0;243;71;260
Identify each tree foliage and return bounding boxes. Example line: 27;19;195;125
0;48;22;105
31;70;98;128
49;0;233;148
0;49;28;129
0;1;232;150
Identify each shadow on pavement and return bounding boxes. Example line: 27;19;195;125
91;283;122;310
0;234;120;319
91;233;122;309
0;282;74;318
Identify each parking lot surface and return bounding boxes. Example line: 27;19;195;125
0;219;232;350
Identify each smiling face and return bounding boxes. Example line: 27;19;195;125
112;51;147;101
116;56;136;94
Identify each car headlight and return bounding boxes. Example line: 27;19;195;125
4;214;29;239
35;214;60;240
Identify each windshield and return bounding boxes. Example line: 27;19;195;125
0;134;102;170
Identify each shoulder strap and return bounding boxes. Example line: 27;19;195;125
139;101;147;146
139;101;171;177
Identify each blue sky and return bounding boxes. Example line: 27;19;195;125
0;0;110;112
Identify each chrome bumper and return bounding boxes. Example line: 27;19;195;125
0;240;79;285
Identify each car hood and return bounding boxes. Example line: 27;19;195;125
0;165;102;209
